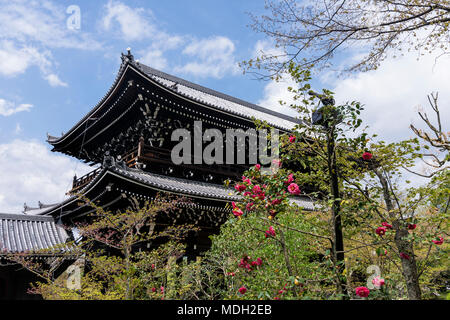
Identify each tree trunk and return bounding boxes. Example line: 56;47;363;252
393;223;422;300
327;127;347;296
374;169;422;299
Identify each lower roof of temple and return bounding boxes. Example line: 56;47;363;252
33;163;315;218
0;213;69;254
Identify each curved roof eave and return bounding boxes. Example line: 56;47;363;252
48;60;301;148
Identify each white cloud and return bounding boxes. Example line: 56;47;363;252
175;36;239;78
102;0;156;41
102;0;184;46
0;0;101;86
44;73;68;87
325;53;450;142
0;40;52;77
253;39;287;62
138;50;168;70
0;98;32;116
257;76;299;117
0;0;100;50
0;140;91;213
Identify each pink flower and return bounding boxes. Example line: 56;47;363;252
381;222;392;229
355;286;370;298
362;152;373;160
232;202;238;209
252;185;262;194
258;192;266;200
246;202;254;211
243;191;251;197
256;258;262;266
278;289;284;294
285;173;294;185
432;237;444;245
233;208;244;217
242;176;252;184
376;226;386;236
235;184;246;192
289;135;296;143
400;252;410;260
265;226;276;238
287;183;301;195
271;198;282;205
372;276;385;288
227;272;235;276
151;264;155;269
255;164;261;170
408;224;416;230
160;286;164;293
238;286;247;294
151;287;156;292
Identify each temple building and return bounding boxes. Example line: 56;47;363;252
0;50;313;299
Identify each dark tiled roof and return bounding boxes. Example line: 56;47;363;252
111;166;239;201
112;166;315;210
0;213;69;253
134;62;299;130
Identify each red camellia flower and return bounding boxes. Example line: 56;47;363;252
151;287;156;292
252;185;262;194
233;208;244;217
362;152;373;160
381;222;392;229
255;164;261;170
271;198;282;205
287;183;301;195
376;226;387;236
265;226;276;238
235;184;246;192
355;286;370;298
432;237;444;245
238;286;247;294
408;224;416;230
284;173;294;185
400;252;410;260
242;176;252;185
289;135;296;143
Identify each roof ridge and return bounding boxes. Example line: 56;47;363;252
133;61;300;124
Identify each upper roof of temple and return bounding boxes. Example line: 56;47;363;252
47;50;300;162
134;62;299;129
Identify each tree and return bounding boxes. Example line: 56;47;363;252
5;195;196;300
408;92;449;177
243;0;450;77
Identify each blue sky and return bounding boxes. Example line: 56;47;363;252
0;0;449;213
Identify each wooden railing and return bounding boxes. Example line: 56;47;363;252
69;167;102;194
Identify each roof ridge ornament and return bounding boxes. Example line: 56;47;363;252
121;47;135;65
